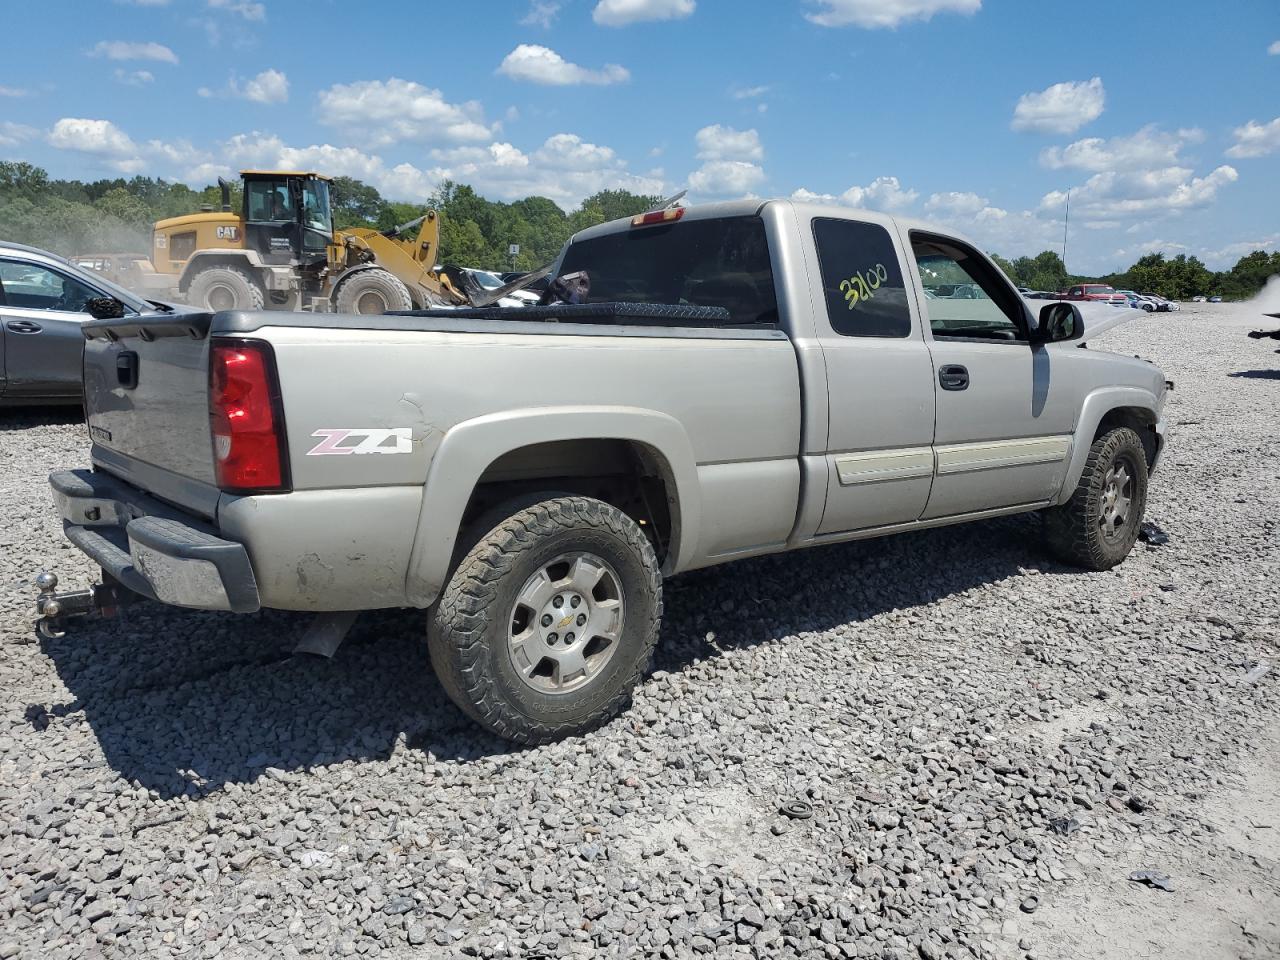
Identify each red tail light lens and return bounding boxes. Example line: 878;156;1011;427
209;339;289;493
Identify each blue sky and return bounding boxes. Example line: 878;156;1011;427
1;0;1278;273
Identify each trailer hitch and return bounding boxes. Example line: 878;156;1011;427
33;571;136;639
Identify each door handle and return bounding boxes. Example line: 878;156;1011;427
939;364;969;391
6;320;43;334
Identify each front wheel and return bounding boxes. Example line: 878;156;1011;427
1043;427;1149;570
428;496;662;744
333;268;413;314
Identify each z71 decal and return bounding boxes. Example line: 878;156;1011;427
308;428;413;456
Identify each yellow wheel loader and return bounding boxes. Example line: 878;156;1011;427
140;170;466;313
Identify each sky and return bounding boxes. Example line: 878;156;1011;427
1;0;1278;274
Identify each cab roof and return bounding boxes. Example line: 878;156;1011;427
239;170;333;181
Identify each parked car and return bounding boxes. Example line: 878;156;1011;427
71;252;153;289
0;241;186;406
1138;294;1173;312
1208;296;1223;303
1061;284;1128;307
36;201;1170;743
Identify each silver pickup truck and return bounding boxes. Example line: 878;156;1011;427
41;199;1168;743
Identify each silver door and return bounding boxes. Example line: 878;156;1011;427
0;258;101;399
902;231;1077;519
802;214;937;535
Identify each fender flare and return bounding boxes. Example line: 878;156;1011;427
1057;387;1163;505
178;249;266;291
404;406;700;607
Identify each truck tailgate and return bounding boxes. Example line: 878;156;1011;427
82;312;221;517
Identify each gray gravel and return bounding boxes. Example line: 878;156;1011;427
2;304;1277;959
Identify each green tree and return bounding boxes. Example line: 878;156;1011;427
331;176;385;228
989;253;1018;284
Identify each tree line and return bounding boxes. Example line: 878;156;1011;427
1;160;1275;298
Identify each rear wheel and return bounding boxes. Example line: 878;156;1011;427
428;496;662;744
1043;427;1149;570
334;268;413;315
187;266;265;312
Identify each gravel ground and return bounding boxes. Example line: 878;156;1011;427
1;303;1277;960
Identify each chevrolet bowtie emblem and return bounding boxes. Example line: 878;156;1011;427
558;615;574;628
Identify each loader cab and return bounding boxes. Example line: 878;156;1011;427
241;171;334;266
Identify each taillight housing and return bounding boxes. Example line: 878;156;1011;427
630;207;685;227
209;338;290;493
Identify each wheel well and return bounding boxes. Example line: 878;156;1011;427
460;439;678;563
179;254;262;293
1094;406;1158;467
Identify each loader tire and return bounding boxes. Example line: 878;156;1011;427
187;266;265;312
1043;427;1148;571
427;496;662;745
334;269;413;315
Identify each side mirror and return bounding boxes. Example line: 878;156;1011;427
85;297;126;321
1031;301;1084;344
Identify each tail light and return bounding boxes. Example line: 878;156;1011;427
209;339;290;493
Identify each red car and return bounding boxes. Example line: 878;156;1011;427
1059;284;1128;306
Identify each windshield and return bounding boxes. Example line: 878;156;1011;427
302;179;332;253
470;270;504;289
557;215;778;327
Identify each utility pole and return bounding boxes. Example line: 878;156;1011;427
1062;189;1070;276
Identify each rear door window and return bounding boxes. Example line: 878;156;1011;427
811;218;912;338
557;215;778;327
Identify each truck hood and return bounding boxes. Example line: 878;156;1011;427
1024;297;1141;343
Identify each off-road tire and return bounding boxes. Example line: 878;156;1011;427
428;496;662;744
187;266;265;312
334;268;413;314
1043;426;1149;571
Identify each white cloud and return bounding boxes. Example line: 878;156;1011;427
593;0;695;26
688;160;765;196
843;176;918;210
798;176;919;211
207;0;265;20
114;69;155;86
497;45;629;86
1041;125;1204;172
1226;117;1280;159
1201;235;1280;269
1269;40;1280;55
317;78;492;146
0;122;37;148
1011;77;1104;134
430;134;664;204
732;85;769;100
805;0;980;29
694;124;763;162
0;85;29;97
89;40;179;63
1040;164;1238;222
48;118;145;173
234;68;288;103
520;1;561;27
925;191;1007;222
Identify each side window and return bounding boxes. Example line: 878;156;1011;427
812;218;912;338
910;235;1026;342
0;260;102;314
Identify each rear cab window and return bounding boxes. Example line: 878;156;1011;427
810;217;912;338
557;215;778;327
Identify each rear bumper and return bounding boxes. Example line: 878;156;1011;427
50;469;260;613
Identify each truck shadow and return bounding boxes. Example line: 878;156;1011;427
35;512;1070;798
0;405;85;430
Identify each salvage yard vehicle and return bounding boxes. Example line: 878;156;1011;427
37;199;1169;743
0;241;187;405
